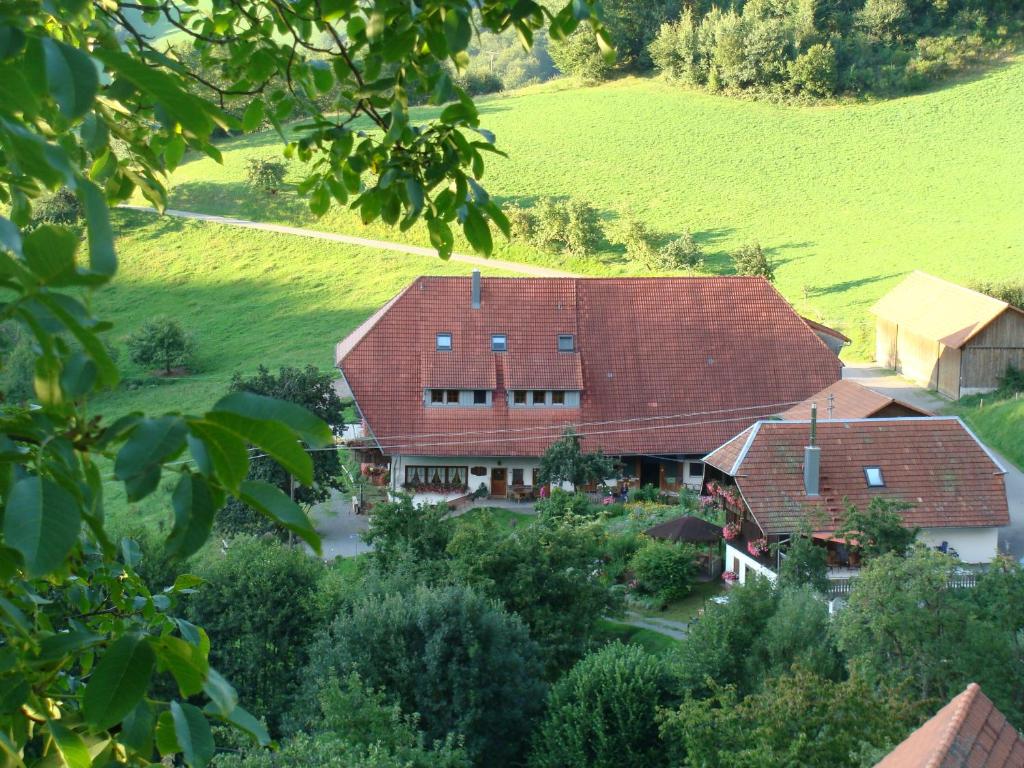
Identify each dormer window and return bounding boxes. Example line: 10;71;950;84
491;334;507;352
864;466;885;487
436;332;452;351
558;334;575;352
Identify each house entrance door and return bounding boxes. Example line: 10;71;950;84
491;468;507;498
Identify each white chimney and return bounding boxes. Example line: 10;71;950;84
471;270;481;309
804;402;820;497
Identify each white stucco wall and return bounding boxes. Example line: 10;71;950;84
391;455;540;505
917;527;1000;563
724;542;778;584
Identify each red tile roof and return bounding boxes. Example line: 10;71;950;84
875;683;1024;768
337;276;842;457
778;380;931;420
703;417;1008;535
421;353;497;389
800;316;851;344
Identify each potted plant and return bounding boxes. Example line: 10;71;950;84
722;521;740;541
747;537;769;557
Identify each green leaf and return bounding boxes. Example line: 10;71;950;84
42;38;98;120
241;100;264;132
201;668;238;717
155;710;179;756
210;704;269;747
205;411;313;485
428;218;454;259
168;473;216;560
83;634;156;731
164;135;186;171
0;116;74;186
310;60;333;93
120;700;155;757
60;351;98;398
80;113;108;154
48;720;91;768
238;480;321;554
22;225;77;285
38;630;102;661
444;10;472;54
171;701;214;768
75;178;116;276
152;636;208;698
120;537;141;569
114;417;187;501
185;420;250;492
211;392;332;447
462;205;493;256
0;216;22;257
4;476;80;577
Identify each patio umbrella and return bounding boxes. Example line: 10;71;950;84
644;515;722;544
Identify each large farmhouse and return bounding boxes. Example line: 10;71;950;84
336;274;843;503
702;416;1009;584
873;272;1024;399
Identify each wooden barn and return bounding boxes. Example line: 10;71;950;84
872;272;1024;400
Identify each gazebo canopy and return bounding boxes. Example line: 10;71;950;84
645;515;722;544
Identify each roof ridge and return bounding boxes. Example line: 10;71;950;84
911;271;1011;310
926;683;981;768
730;422;763;475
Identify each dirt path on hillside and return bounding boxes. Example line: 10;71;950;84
119;205;578;278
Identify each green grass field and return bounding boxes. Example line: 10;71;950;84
148;58;1024;358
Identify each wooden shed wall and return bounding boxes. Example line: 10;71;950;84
875;318;899;369
937;345;962;400
961;310;1024;393
897;326;940;390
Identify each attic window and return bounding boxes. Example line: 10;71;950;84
436;332;452;351
491;334;507;352
558;334;575;352
864;466;885;488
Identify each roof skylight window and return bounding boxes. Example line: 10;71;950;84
864;466;885;487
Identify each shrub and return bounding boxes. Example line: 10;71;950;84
649;13;701;84
453;69;503;95
972;279;1024;310
536;428;619;488
731;241;776;281
124;316;196;374
31;187;80;225
659;231;706;272
188;537;324;735
618;218;660;269
245;157;287;193
529;642;678;768
0;323;36;404
504;202;536;241
550;28;612;83
998;365;1024;395
790;43;837;97
778;532;829;592
303;585;546;765
562;199;603;256
629;484;660;503
361;494;454;575
629;538;698;602
535;488;594;522
533;196;569;251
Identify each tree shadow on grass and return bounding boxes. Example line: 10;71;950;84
810;273;903;296
169;179;311;222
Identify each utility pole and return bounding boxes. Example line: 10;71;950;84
827;393;835;419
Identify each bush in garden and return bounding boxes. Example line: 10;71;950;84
629;483;660;503
789;43;838;97
659;231;706;272
629;538;699;602
302;585;546;766
535;487;595;522
125;316;197;374
731;242;776;281
529;642;678;768
245;156;287;194
188;536;325;735
31;187;81;225
453;69;503;95
998;364;1024;395
360;493;454;575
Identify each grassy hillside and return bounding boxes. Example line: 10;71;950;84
949;396;1024;470
93;211;518;532
149;59;1024;358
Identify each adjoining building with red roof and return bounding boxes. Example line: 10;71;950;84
777;379;931;421
335;273;843;504
872;271;1024;400
702;416;1009;584
875;683;1024;768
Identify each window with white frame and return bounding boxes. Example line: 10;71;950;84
436;332;452;351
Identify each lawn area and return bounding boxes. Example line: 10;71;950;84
455;506;536;529
948;395;1024;470
594;619;681;654
634;579;727;624
147;58;1024;358
92;210;519;532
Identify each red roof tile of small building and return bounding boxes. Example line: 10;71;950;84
778;380;931;420
337;276;843;457
875;683;1024;768
703;417;1008;535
